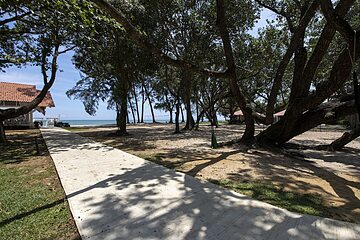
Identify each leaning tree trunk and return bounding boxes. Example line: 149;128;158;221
328;127;360;151
256;99;358;146
327;72;360;150
0;120;6;143
194;108;207;130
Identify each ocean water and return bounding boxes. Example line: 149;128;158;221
63;119;168;126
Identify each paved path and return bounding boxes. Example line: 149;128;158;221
41;128;360;240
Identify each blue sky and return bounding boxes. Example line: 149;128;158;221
0;9;273;121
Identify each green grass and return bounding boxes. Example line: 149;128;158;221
0;130;79;240
208;179;329;217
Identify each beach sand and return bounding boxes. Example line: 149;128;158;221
72;123;360;223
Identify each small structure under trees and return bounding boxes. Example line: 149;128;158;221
0;82;55;128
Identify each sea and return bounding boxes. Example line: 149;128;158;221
63;119;168;126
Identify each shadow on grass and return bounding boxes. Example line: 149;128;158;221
209;179;327;218
0;199;65;228
0;131;47;164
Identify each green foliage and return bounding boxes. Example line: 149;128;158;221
0;0;94;71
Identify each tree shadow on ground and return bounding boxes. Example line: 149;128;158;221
241;149;360;223
43;127;360;239
0;129;47;164
63;161;360;240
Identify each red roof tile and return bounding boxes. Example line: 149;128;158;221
274;110;286;116
0;82;55;107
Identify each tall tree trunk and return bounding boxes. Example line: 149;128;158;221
196;98;199;121
143;81;156;123
116;86;128;135
194;108;207;130
175;97;180;133
165;94;173;123
126;111;130;124
180;106;184;123
128;97;136;124
182;71;194;130
212;107;219;128
140;83;145;123
132;85;140;123
183;101;195;130
0;120;6;143
169;108;173;124
216;0;255;143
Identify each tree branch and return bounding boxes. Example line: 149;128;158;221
320;0;355;48
0;44;60;121
0;11;31;26
255;0;295;32
90;0;230;79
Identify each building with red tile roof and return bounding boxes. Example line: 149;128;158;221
0;82;55;127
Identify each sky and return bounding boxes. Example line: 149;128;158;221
0;8;273;121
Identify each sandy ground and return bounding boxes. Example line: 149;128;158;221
73;123;360;223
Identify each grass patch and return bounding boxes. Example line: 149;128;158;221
0;130;79;240
208;179;329;217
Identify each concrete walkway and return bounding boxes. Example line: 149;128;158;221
41;128;360;240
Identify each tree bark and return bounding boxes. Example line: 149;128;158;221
90;0;231;79
194;108;207;130
0;120;6;143
216;0;255;143
0;44;59;121
264;1;320;124
327;127;360;151
114;67;130;135
132;85;140;123
180;106;185;123
143;81;156;123
327;72;360;150
128;96;136;124
182;71;195;130
256;99;357;145
118;90;128;135
175;97;180;133
169;108;173;124
140;83;145;123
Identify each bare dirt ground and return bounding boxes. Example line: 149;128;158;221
73;123;360;223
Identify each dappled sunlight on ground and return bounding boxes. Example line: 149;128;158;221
72;123;360;223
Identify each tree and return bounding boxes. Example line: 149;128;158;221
0;0;84;142
90;0;359;148
67;1;157;135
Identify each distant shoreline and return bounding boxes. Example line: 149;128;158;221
56;119;169;126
